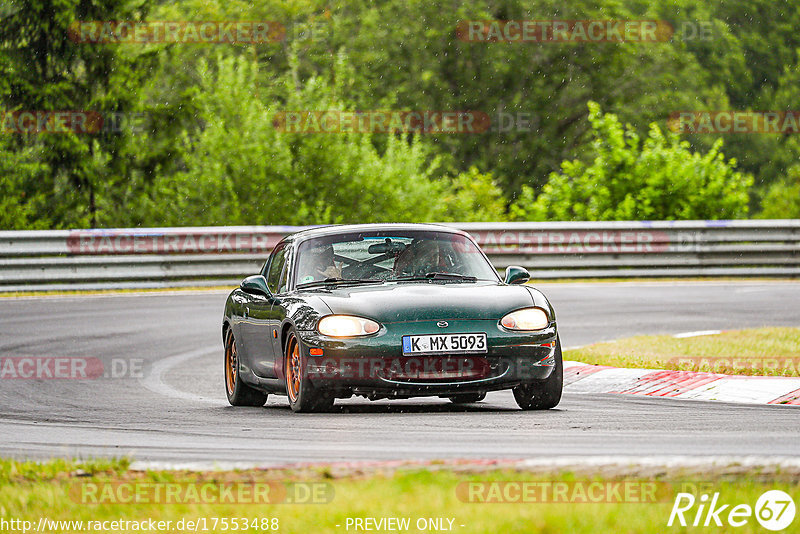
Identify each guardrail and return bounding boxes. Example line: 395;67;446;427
0;220;798;290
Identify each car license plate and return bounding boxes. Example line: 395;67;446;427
402;333;487;355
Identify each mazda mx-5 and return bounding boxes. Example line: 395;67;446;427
222;224;562;412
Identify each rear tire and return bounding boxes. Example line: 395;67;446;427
512;336;563;410
284;328;334;413
448;392;486;404
224;329;268;407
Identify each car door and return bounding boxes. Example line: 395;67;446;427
267;246;293;376
240;243;287;379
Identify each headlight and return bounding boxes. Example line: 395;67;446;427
317;315;381;337
500;307;549;331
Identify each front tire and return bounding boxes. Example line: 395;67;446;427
284;328;334;413
512;336;563;410
224;329;268;406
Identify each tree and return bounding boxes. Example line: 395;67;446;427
0;0;149;228
759;166;800;219
439;167;506;222
0;137;48;229
134;53;492;226
511;102;753;221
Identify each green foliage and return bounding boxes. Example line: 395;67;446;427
0;138;48;229
135;53;476;226
439;167;506;222
287;0;726;196
138;54;293;226
2;0;799;229
511;102;753;221
758;166;800;219
0;0;151;228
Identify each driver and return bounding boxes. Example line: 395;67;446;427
300;244;342;283
394;239;442;276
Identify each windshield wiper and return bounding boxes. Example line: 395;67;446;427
394;272;477;282
297;278;384;289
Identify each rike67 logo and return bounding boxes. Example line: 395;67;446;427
668;490;795;531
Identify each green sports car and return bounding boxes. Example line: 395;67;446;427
222;223;562;412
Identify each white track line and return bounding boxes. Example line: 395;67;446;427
672;330;722;338
139;346;220;404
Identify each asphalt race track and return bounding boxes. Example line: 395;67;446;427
1;281;799;466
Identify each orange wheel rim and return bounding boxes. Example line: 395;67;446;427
286;335;301;402
225;334;237;395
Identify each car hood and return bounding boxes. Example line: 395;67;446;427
314;281;541;322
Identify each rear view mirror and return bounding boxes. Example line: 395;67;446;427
504;265;530;285
367;238;406;255
240;275;271;297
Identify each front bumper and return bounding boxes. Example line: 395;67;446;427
297;319;557;398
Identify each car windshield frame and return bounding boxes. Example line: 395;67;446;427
291;229;501;290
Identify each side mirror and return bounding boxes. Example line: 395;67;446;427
240;275;271;297
504;265;530;285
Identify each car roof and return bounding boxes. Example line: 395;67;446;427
283;223;472;245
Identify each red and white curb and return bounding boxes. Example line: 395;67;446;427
564;361;800;405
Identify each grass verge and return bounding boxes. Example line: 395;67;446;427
0;459;798;533
565;327;800;376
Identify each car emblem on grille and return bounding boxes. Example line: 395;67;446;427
437;321;449;328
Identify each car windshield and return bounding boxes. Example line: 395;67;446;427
295;230;499;287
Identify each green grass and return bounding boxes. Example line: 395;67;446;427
0;458;130;484
565;327;800;376
1;459;798;533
